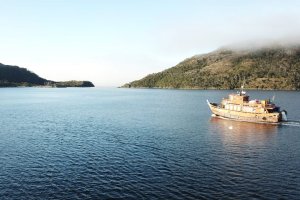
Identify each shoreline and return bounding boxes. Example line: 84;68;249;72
0;86;94;88
119;87;300;91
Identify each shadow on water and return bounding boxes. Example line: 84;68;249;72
209;117;278;145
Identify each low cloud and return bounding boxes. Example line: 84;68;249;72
154;12;300;54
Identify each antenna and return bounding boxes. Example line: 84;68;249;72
272;94;275;103
240;77;246;95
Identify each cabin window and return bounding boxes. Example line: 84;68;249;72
267;109;273;113
242;106;254;113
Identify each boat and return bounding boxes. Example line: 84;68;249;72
207;86;287;124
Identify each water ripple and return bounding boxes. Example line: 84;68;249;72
0;88;300;199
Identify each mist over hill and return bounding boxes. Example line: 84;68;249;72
0;63;94;87
122;44;300;90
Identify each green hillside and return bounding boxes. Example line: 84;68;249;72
122;45;300;90
0;63;94;87
0;63;48;87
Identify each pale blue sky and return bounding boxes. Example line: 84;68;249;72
1;0;300;86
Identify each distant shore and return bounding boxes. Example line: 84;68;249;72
0;81;95;88
0;63;95;88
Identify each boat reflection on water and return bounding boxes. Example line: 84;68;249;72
209;117;278;145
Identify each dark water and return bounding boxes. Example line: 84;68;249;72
0;88;299;199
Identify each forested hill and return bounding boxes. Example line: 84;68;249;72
122;45;300;90
0;63;47;86
0;63;94;87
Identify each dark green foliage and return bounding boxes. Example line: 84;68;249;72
0;63;48;86
122;45;300;90
0;63;95;87
55;81;95;87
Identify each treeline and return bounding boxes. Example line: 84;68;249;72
0;63;94;87
0;63;47;86
54;81;95;87
122;45;300;90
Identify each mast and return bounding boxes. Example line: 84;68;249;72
238;79;246;95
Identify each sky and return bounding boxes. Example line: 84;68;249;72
1;0;300;86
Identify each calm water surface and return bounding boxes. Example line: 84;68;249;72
0;88;299;199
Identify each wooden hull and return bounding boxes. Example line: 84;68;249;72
207;102;281;124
